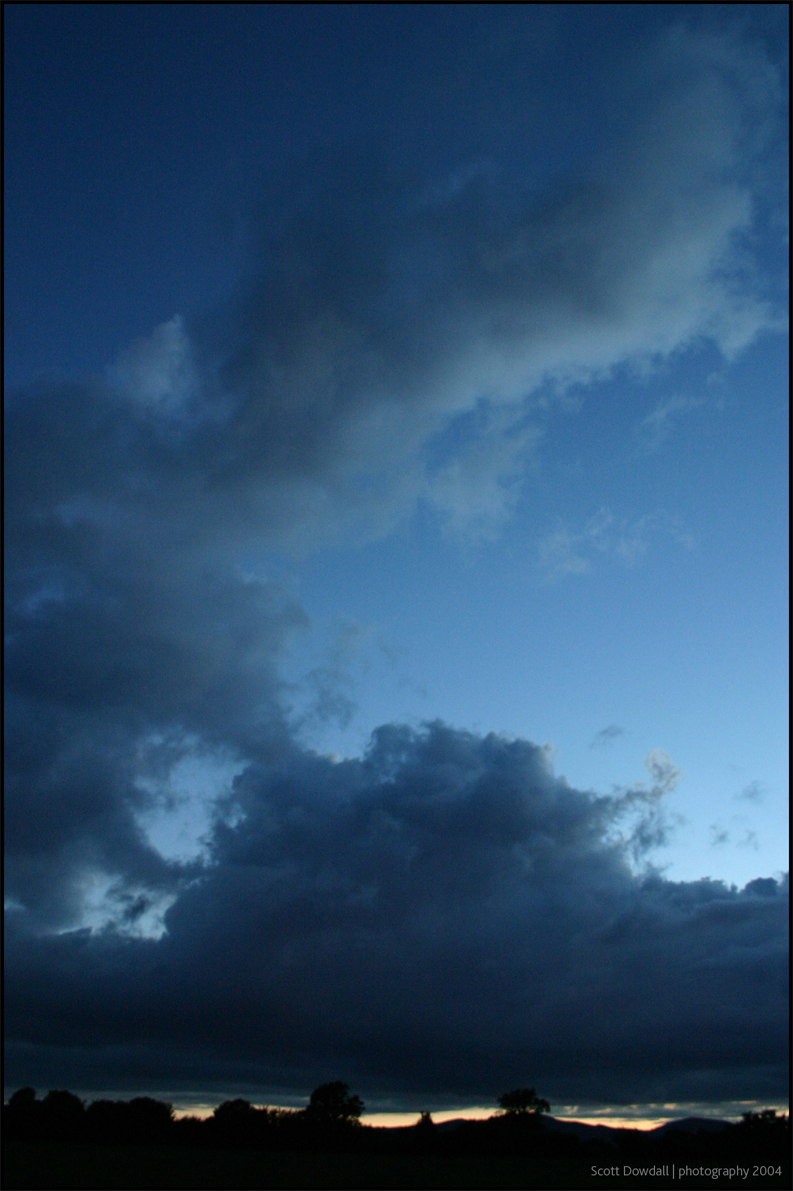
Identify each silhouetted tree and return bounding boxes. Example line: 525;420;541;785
213;1098;257;1125
729;1109;790;1154
85;1099;126;1143
409;1110;439;1153
209;1098;288;1149
128;1096;174;1142
305;1081;364;1124
8;1088;37;1109
83;1096;173;1145
211;1098;259;1146
739;1108;784;1129
497;1087;550;1114
4;1088;41;1141
40;1089;85;1141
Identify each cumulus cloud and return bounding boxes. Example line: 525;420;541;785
4;493;306;932
3;19;788;1107
4;723;788;1106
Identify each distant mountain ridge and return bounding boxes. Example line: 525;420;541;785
433;1115;730;1142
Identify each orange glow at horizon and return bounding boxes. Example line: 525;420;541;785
171;1101;789;1128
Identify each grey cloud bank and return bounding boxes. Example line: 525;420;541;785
4;18;788;1107
5;723;788;1106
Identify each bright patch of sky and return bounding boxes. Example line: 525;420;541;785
133;736;246;866
277;328;788;890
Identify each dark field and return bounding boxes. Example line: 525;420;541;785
4;1143;577;1189
3;1143;790;1191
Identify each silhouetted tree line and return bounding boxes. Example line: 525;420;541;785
3;1083;789;1166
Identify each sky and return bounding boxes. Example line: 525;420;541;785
4;4;789;1121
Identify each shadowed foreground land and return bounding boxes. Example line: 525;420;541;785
3;1141;791;1191
2;1089;789;1190
3;1143;588;1190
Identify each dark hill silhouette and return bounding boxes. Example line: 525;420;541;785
3;1084;789;1174
652;1116;729;1136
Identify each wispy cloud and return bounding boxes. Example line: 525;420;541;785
426;405;542;540
738;829;760;851
590;724;626;749
536;507;693;581
735;780;767;802
536;525;591;580
710;813;766;852
638;394;707;452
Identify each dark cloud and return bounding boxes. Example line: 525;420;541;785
5;379;306;930
8;23;779;545
4;20;788;1107
194;21;783;542
4;723;788;1106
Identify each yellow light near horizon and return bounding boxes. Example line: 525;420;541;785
559;1117;676;1132
361;1107;495;1128
169;1100;790;1128
172;1105;217;1120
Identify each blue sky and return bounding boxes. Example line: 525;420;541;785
4;4;788;1117
281;328;788;890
